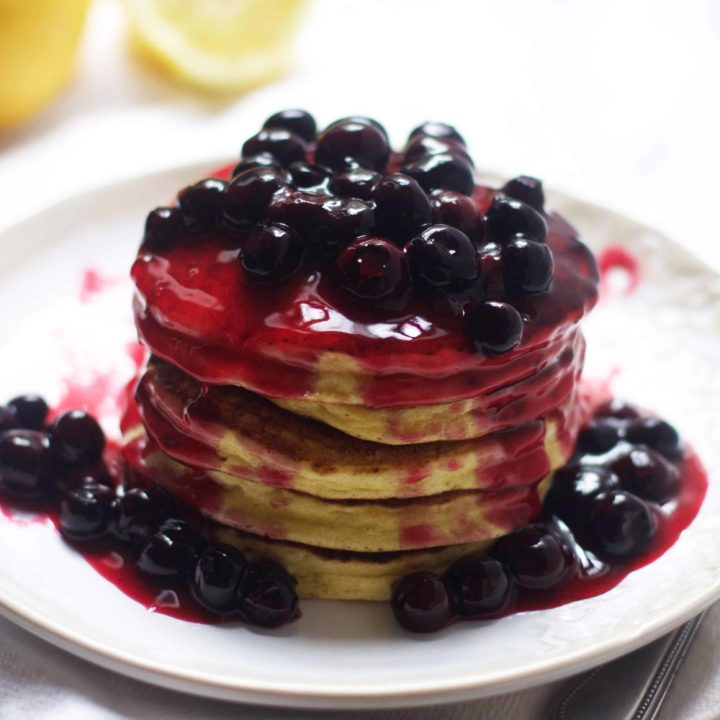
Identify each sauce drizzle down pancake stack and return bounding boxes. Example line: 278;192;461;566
122;114;599;599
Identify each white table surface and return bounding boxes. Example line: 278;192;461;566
0;0;719;717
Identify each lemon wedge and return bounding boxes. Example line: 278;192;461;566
0;0;91;129
123;0;308;93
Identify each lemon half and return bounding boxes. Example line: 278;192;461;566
123;0;308;93
0;0;91;129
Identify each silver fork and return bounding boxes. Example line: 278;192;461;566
546;610;707;720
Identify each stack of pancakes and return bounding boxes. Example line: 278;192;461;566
122;172;599;601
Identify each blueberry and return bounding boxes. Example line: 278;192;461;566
625;418;682;460
222;167;287;231
241;221;304;281
232;153;279;177
142;207;183;250
267;190;326;237
60;483;115;541
191;545;248;614
610;447;680;503
390;572;453;633
60;460;113;491
586;491;656;558
308;197;376;257
268;193;377;257
577;419;622;455
409;121;465;145
0;430;55;499
477;246;505;299
430;190;479;238
484;196;547;244
242;128;307;166
336;116;389;142
336;236;409;300
405;224;477;292
315;118;389;171
8;394;49;430
177;178;227;230
502;238;554;295
403;136;472;165
466;301;523;355
502;176;545;213
444;553;512;618
595;399;642;421
263;109;317;142
159;518;206;551
288;161;329;189
374;173;432;239
328;168;381;200
545;464;620;530
110;487;173;548
0;406;18;432
237;561;298;627
50;410;105;466
492;524;578;591
137;519;206;580
403;153;474;195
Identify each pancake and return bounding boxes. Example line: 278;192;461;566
213;526;497;601
123;425;558;552
273;331;584;443
132;173;598;408
134;357;577;500
126;154;600;603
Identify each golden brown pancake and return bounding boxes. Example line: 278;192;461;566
125;156;601;603
213;526;497;601
132;204;598;408
272;330;584;443
134;357;579;500
124;425;557;553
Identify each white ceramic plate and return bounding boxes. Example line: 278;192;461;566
0;163;718;710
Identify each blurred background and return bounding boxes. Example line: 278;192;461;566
0;0;718;270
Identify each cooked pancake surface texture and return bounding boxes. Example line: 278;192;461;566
134;357;576;500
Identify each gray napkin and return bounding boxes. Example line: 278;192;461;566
2;602;719;720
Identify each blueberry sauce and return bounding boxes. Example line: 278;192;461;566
133;193;597;407
132;112;600;409
390;403;707;632
0;391;707;631
0;389;299;628
597;245;641;296
79;269;120;304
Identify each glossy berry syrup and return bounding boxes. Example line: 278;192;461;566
0;390;298;627
1;477;299;626
133;195;597;408
62;533;224;624
132;112;599;410
0;392;707;630
390;403;707;633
